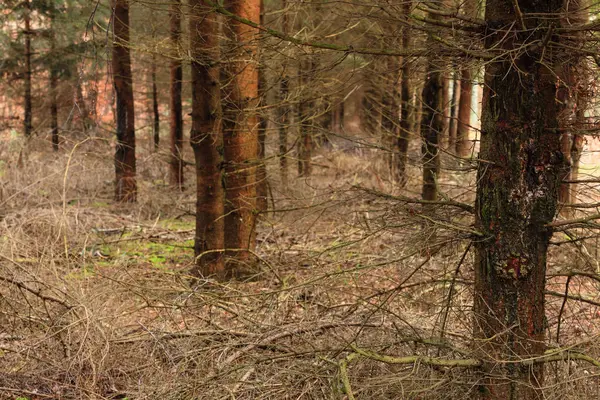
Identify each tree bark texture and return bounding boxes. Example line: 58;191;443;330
189;0;225;277
223;0;260;266
169;0;184;189
112;0;137;202
473;0;567;398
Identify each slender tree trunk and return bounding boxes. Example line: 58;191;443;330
76;81;90;133
50;34;59;152
112;0;137;202
256;1;268;212
455;0;476;158
397;2;412;186
559;0;588;214
421;23;443;201
189;0;225;277
278;75;289;187
151;55;160;150
169;0;184;189
440;73;450;147
297;58;315;178
223;0;260;268
382;57;400;176
23;0;32;137
278;0;290;188
473;0;566;398
448;69;459;151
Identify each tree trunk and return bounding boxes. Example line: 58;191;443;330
223;0;260;269
455;0;476;158
441;73;450;147
448;69;459;151
169;0;184;189
278;0;290;188
297;58;315;178
278;75;289;188
76;81;91;133
49;22;59;152
396;2;412;186
152;55;160;150
473;0;566;398
382;57;400;176
420;26;442;201
256;1;268;212
112;0;137;202
23;0;32;137
189;0;225;277
559;0;588;214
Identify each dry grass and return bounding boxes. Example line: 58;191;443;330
1;128;600;400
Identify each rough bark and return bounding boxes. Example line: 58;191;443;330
151;55;160;150
473;0;566;398
23;0;32;137
169;0;184;189
112;0;137;202
189;0;225;277
223;0;260;268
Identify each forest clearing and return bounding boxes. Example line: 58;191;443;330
3;0;600;399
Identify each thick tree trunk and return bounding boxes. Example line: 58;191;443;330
473;0;566;398
223;0;260;268
23;0;32;137
169;0;184;189
189;0;225;277
151;56;160;150
112;0;137;202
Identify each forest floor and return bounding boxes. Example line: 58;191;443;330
1;129;600;399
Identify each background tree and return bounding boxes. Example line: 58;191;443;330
112;0;137;202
